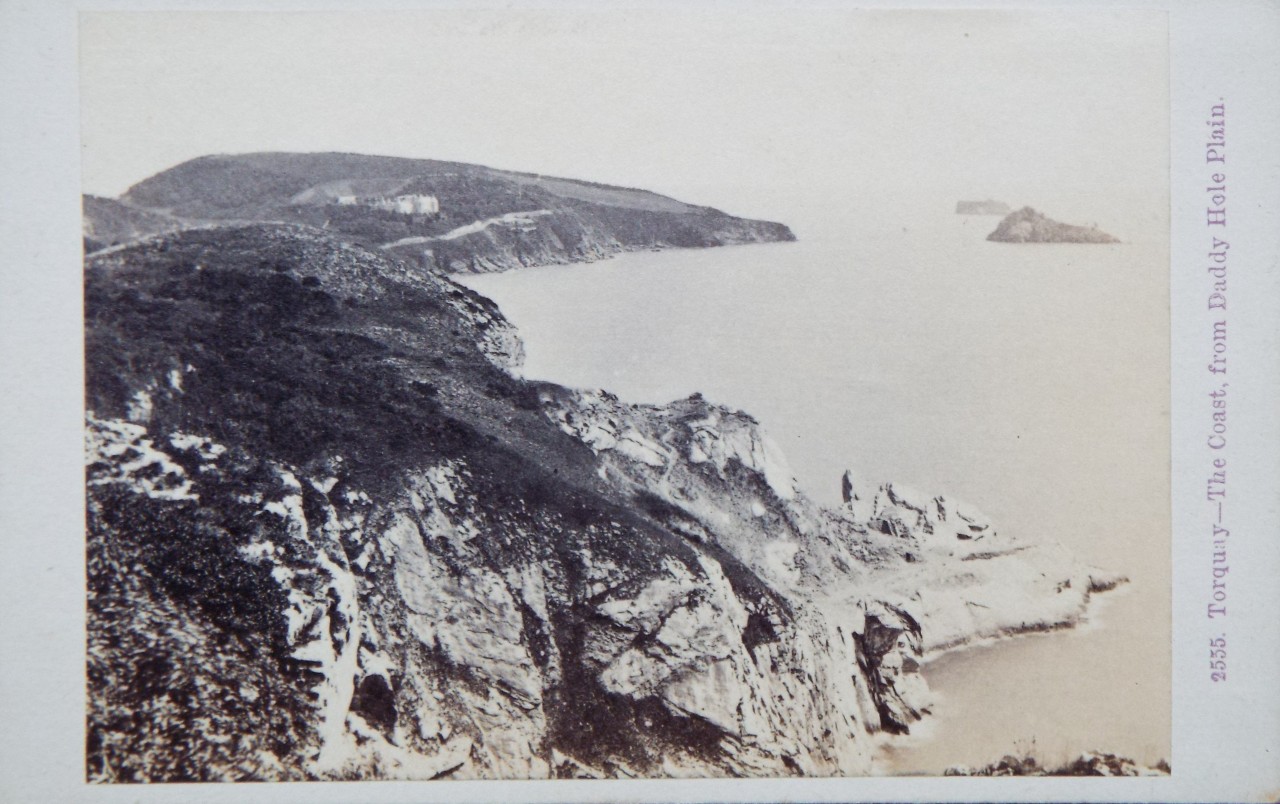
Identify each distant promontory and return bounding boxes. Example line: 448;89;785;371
84;152;795;272
955;199;1010;215
987;207;1120;244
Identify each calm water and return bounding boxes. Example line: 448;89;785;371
455;209;1170;772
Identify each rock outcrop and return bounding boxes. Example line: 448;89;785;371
954;200;1010;215
987;206;1120;243
945;751;1170;777
543;388;1123;657
84;195;1120;782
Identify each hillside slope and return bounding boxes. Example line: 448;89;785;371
88;152;794;272
82;195;181;253
85;223;1120;781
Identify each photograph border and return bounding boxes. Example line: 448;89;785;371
2;1;1278;802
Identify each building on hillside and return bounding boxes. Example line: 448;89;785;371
333;194;440;216
372;194;440;215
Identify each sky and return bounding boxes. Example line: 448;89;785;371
80;8;1168;238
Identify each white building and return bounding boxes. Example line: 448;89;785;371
333;194;440;215
373;194;440;215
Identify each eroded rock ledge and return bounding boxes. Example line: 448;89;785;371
542;388;1125;731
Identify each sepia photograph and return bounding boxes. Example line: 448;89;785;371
74;8;1175;783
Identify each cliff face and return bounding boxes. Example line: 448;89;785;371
542;389;1122;654
86;152;794;271
987;207;1120;243
85;225;870;781
84;217;1118;781
394;203;795;274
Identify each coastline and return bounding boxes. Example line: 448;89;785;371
81;187;1161;779
917;579;1134;668
449;244;1139;751
881;579;1159;774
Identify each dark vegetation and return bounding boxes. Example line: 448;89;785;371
85;229;715;589
89;484;289;651
85;223;726;777
83;167;800;779
83;222;728;570
86;479;316;781
85;225;521;486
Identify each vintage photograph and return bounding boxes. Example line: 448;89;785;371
79;9;1170;782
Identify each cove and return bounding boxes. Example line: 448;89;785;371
454;209;1170;772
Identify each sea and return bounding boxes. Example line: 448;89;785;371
453;205;1171;773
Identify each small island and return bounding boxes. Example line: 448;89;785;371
955;199;1011;215
987;206;1120;243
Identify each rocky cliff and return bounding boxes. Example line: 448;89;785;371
986;207;1120;243
84;152;794;271
84;219;1122;782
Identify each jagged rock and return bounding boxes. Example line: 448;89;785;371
987;206;1120;243
540;388;1126;726
840;472;994;544
945;750;1169;777
855;603;927;734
